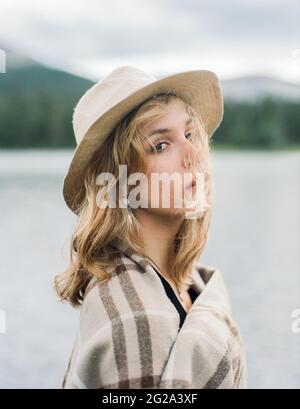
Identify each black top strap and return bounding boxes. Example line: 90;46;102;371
152;266;198;330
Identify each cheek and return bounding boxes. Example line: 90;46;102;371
139;150;184;207
147;149;181;174
147;153;182;191
139;174;183;209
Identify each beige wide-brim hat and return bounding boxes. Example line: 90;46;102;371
63;65;223;214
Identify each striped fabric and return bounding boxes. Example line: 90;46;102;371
61;237;247;389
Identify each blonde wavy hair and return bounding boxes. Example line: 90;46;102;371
53;92;215;307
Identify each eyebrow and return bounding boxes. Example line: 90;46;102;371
148;117;192;138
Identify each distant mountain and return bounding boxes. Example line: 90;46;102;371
0;41;93;97
221;75;300;102
1;42;300;102
0;42;36;69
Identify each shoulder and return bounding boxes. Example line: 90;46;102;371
79;249;179;341
191;258;225;292
190;259;234;319
63;250;179;389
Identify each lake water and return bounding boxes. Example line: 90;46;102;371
0;149;299;389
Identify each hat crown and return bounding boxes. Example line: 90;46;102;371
72;65;157;145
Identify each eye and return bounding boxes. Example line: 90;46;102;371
152;132;192;154
154;141;169;153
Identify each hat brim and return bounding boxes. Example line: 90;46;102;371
63;69;223;213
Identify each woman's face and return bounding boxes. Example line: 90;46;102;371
132;98;200;218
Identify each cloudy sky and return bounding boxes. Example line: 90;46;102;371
0;0;299;83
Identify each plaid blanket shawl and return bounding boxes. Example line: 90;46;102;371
62;237;247;389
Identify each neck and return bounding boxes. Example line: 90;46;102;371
133;208;184;278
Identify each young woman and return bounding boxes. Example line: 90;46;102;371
54;65;247;389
